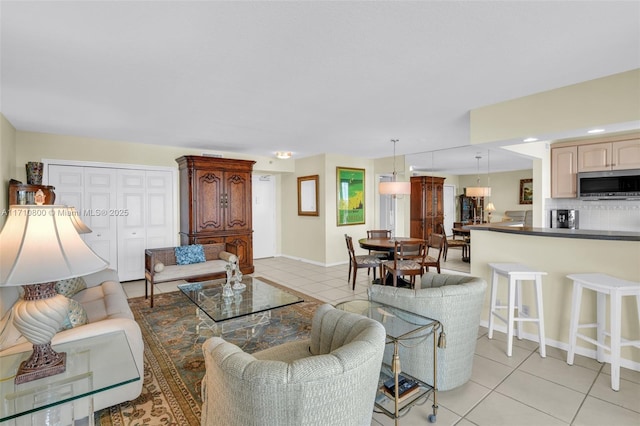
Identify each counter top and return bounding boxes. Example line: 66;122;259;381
467;224;640;242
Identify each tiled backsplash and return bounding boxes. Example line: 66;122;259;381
545;199;640;232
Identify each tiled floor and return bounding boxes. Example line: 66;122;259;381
122;257;640;426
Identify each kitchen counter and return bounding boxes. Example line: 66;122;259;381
470;226;639;367
466;224;640;241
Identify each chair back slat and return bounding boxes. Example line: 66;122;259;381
367;229;391;239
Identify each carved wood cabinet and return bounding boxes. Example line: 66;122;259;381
176;156;255;274
8;180;56;205
410;176;445;242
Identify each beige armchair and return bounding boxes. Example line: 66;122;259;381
369;272;487;391
200;304;386;426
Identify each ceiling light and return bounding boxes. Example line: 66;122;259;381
587;128;605;134
523;137;538;142
275;151;292;159
465;155;492;198
378;139;411;196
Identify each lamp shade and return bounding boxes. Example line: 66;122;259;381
485;202;496;212
0;205;108;286
379;181;411;195
465;187;492;197
68;206;92;234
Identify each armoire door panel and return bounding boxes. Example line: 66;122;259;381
195;170;223;232
225;172;251;230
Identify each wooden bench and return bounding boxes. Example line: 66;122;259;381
144;243;239;307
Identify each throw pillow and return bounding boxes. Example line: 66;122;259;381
59;298;88;330
175;244;206;265
154;262;165;272
55;276;87;298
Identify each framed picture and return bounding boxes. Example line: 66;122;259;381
519;178;533;204
336;167;365;226
297;175;319;216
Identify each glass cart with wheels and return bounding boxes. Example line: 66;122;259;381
336;300;442;425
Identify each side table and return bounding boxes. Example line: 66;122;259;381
336;299;441;425
1;330;140;426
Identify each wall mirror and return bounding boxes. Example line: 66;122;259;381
298;175;319;216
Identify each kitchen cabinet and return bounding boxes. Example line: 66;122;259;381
551;133;639;198
177;156;255;274
551;146;578;198
410;176;445;243
578;139;640;172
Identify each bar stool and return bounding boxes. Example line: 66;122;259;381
566;273;640;391
488;263;547;357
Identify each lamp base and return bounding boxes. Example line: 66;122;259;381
15;343;67;384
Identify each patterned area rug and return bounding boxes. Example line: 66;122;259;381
95;278;322;426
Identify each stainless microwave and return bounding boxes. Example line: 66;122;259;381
577;169;640;200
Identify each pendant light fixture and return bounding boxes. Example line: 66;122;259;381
379;139;411;196
465;155;491;198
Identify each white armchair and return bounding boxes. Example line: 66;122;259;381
368;272;487;391
200;304;386;426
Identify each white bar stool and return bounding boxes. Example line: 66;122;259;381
488;263;547;357
566;273;640;391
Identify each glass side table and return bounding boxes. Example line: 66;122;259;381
1;330;140;426
335;300;442;425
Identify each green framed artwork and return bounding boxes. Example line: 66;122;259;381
336;167;365;226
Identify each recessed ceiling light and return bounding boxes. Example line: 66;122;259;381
275;151;292;159
587;128;605;134
523;137;538;142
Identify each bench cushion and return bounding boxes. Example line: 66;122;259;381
153;259;228;283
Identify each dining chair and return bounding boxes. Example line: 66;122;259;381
423;233;445;274
344;234;382;290
382;240;426;288
439;223;468;261
366;229;392;260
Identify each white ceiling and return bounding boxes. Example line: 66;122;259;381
1;1;639;174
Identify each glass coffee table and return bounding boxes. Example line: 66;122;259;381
1;330;139;426
178;276;303;336
335;300;441;425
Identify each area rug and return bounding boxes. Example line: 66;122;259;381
95;278;322;426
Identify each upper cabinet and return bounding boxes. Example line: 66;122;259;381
578;139;640;172
551;146;578;198
551;133;640;198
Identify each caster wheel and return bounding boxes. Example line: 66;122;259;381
428;414;437;423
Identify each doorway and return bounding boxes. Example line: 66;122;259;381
443;184;456;235
252;174;277;259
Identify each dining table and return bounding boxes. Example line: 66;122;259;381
358;236;425;253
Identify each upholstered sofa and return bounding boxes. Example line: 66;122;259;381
200;304;386;426
144;243;239;307
0;268;144;416
368;272;487;391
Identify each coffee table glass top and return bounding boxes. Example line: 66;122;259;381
178;276;303;322
0;330;139;422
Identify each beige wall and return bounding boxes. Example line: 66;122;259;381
14;130;294;182
471;230;640;367
458;169;534;221
470;69;640;144
0;114;17;228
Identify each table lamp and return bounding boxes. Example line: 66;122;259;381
485;202;496;223
0;197;108;384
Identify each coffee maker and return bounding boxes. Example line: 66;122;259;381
550;209;578;229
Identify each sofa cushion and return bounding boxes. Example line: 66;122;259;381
60;299;88;330
55;276;87;298
175;244;206;265
73;280;134;322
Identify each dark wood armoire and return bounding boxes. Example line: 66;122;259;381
410;176;445;242
176;156;255;274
